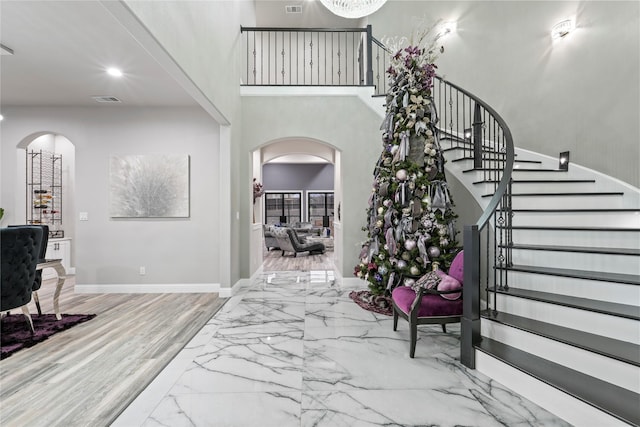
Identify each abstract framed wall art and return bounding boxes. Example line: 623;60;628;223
109;154;190;218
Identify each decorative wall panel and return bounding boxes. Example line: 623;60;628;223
109;155;190;218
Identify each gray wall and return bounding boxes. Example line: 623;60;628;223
263;163;334;192
368;1;639;187
123;0;257;287
242;95;381;276
0;106;220;285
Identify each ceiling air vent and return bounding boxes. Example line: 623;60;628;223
285;5;302;14
92;96;121;103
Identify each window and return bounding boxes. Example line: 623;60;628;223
308;192;334;227
265;192;302;225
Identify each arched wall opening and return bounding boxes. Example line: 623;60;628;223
249;137;343;275
17;132;76;273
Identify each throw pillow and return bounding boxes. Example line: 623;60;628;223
435;269;462;300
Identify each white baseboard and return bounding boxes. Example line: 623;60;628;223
75;283;223;294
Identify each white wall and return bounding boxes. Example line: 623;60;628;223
1;106;220;286
368;1;639;187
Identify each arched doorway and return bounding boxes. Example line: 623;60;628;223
249;137;343;274
17;132;76;274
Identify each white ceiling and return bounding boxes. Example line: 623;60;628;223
0;0;357;109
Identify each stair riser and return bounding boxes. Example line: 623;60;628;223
494;295;640;344
509;251;640;276
481;321;639;393
473;182;600;195
511;211;640;228
510;229;640;249
475;352;631;427
502;276;640;306
509;170;570;180
509;182;597;193
510;195;624;210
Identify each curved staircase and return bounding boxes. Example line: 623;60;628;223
443;138;640;426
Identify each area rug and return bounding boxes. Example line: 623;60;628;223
1;313;96;360
349;290;393;316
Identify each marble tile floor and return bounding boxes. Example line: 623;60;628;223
113;270;570;427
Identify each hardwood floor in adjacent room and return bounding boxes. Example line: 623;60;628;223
0;277;226;427
261;245;336;271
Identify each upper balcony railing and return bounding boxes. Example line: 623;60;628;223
241;25;514;370
241;25;389;93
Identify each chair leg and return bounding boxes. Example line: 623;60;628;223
33;291;42;315
393;309;398;331
442;324;447;333
409;322;417;358
21;305;35;334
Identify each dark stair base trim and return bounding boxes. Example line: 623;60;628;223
490;288;640;321
482;309;639;364
476;179;596;184
501;243;640;256
500;225;640;232
497;264;640;285
475;338;640;426
482;191;623;198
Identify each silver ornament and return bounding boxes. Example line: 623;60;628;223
428;246;441;258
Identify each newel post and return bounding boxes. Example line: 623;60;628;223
472;103;482;169
366;25;374;86
461;224;482;368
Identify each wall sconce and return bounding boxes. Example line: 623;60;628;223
464;128;472;140
552;19;574;40
559;151;570;171
0;43;14;55
439;21;457;38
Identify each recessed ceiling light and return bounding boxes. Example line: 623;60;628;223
0;114;4;121
107;67;123;77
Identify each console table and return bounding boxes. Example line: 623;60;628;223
36;259;67;320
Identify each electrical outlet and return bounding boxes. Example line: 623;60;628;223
139;266;146;275
79;212;88;221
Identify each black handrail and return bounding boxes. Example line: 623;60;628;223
433;75;514;367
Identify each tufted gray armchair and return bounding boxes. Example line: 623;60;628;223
1;226;44;332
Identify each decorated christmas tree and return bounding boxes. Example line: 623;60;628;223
354;26;458;297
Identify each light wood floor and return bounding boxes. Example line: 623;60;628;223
0;276;226;427
262;246;336;271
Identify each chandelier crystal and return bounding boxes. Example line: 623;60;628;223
319;0;388;19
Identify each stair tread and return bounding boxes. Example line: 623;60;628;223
476;179;596;184
482;191;624;198
502;243;640;256
482;310;639;364
498;264;640;285
463;168;563;173
488;288;640;321
502;225;640;232
452;157;539;164
476;338;640;426
506;208;640;212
